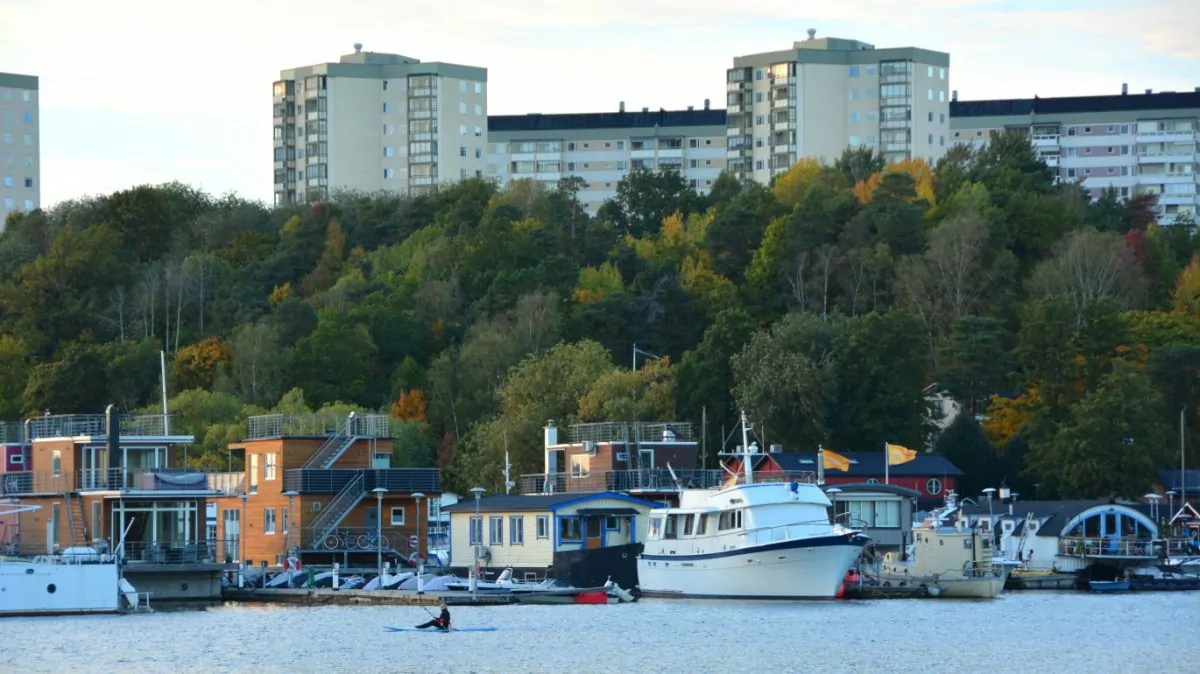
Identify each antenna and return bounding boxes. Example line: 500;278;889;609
740;410;754;485
503;435;514;495
354;42;363;54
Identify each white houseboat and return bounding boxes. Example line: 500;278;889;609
636;413;868;599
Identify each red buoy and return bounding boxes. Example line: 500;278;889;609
574;592;609;605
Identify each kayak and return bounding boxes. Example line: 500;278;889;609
384;626;498;633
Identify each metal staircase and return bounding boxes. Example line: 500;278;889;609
301;413;359;469
64;492;88;547
306;472;367;547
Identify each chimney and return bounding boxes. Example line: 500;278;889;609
687;105;694;111
1122;82;1128;95
619;100;625;113
642;106;649;113
807;28;816;40
105;405;120;470
1145;89;1152;94
704;98;711;110
544;420;558;448
951;90;958;102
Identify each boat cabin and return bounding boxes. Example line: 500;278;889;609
827;483;920;553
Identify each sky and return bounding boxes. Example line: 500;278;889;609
2;0;1198;208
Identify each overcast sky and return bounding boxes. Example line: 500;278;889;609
3;0;1197;207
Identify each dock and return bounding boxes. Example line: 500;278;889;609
843;583;929;599
222;588;518;606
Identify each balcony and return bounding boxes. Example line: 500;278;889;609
771;98;791;109
727;104;742;114
1032;134;1060;147
1138;171;1198;184
25;414;183;441
726;127;745;137
1058;536;1194;559
771;145;792;155
1136;129;1197;144
726;80;748;92
246;413;391;440
0;421;23;443
282;468;439;494
121;538;220;565
1160;193;1199;206
727;148;750;160
773;121;791;132
1138;150;1198;164
1;468;231;497
302;525;421;554
521;468;725;494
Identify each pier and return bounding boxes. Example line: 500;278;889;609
222;588;517;606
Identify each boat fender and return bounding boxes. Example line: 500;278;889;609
927;586;941;597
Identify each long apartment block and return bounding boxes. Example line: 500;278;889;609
0;72;40;228
273;45;487;204
726;31;951;184
487;105;727;214
951;89;1200;222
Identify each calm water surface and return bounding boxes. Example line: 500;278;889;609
2;592;1193;673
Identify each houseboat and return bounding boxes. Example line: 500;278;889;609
0;502;133;617
636;412;868;600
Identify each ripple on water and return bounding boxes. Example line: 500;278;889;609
0;592;1193;674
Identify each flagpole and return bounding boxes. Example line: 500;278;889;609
884;442;890;485
817;445;825;486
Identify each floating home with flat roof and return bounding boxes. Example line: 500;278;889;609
487;107;727;214
950;89;1200;223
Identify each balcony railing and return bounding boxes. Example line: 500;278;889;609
25;414;180;440
0;469;230;496
0;421;25;443
246;413;391;440
521;469;725;494
565;421;694;445
283;468;440;494
1057;536;1194;558
302;525;421;553
120;538;220;564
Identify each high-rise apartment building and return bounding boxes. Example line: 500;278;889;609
726;31;951;184
0;72;40;228
273;45;487;204
487;106;727;214
950;89;1200;223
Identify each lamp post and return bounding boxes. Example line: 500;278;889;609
1145;493;1161;529
238;493;249;588
412;492;425;594
372;487;388;582
1167;490;1177;526
282;490;298;583
981;487;996;529
469;487;487;600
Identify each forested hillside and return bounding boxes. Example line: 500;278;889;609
2;131;1198;499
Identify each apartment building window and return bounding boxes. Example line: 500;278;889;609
382;80;388;91
22;112;32;124
849;89;860;101
849;111;859;123
459;102;467;114
867;111;878;122
849;135;860;146
460;168;468;180
617;141;625;150
474;104;483;115
489;516;504;545
249;454;259;493
384;146;393;158
459;124;467;135
755;115;763;125
755;69;763;80
1122;167;1130;176
928;66;934;77
2;176;10;187
566;142;576;151
1121;125;1130;134
1067;169;1076;178
617;160;626;170
23;199;32;210
928;134;934;144
265;453;277;480
755;92;763;103
2;198;10;209
755;160;764;170
755;138;764;148
939;90;945;102
536;515;549;539
867;133;877;145
510;516;524;545
264;508;276;535
469;516;482;545
689;159;699;168
384;168;394;179
848;66;861;77
475;148;482;158
928;89;933;100
383;124;392;135
940;68;946;80
939;135;945;147
940;113;946;124
688;138;699;148
390;507;406;525
459;80;467;92
475;82;483;94
459;146;467;157
475;126;482;137
383;102;391;113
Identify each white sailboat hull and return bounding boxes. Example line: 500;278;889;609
637;536;865;600
0;559;121;617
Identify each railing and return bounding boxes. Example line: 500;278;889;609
566;421;695;445
0;421;25;443
522;469;728;494
300;420;353;470
208;472;246;496
120;538;218;564
246;413;391;440
307;473;366;546
26;414;179;440
283;468;440;494
302;526;420;552
646;518;839;556
1;469;229;496
1056;536;1183;558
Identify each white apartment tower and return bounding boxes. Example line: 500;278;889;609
727;31;951;184
273;45;487;204
0;72;40;228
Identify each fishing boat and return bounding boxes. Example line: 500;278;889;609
0;503;142;617
1088;579;1130;593
636;412;868;600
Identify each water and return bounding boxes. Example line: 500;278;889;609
2;593;1194;674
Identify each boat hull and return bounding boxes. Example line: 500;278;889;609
637;535;866;600
0;560;121;616
873;573;1006;599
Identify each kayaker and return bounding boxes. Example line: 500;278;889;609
415;601;451;631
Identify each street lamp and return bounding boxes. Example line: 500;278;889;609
283;490;298;580
372;487;388;583
825;487;842;524
469;487;487;600
1167;491;1177;525
1145;493;1161;527
981;487;996;530
412;492;425;594
238;493;249;588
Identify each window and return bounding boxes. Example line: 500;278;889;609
459;146;467;157
474;126;482;137
475;82;483;94
510;516;524;545
384;146;393;158
475;147;482;158
849;135;860;146
249;454;259;493
459;102;467;114
755;69;763;80
755;115;763;125
264;508;276;535
848;66;860;78
928;65;934;77
382;80;389;90
688;138;698;148
926;478;943;495
717;509;743;531
940;113;945;124
617;160;626;170
755;138;763;148
384;168;393;179
939;68;946;80
3;198;11;209
489;516;504;545
754;92;763;103
22;111;32;124
52;450;61;476
383;124;392;135
459;124;467;135
849;88;860;101
474;104;482;115
312;502;322;512
570;454;590;478
264;453;277;480
469;516;483;545
282;507;289;534
2;176;10;188
390;507;406;525
459;80;467;92
689;159;699;168
605;516;620;531
866;65;878;76
928;89;933;100
383;102;391;113
559;517;582;542
755;160;764;170
536;515;549;539
460;168;467;180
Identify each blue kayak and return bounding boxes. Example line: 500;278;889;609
384;626;498;633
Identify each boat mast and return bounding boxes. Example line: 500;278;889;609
740;410;754;485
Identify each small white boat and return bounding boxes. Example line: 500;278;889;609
636;412;868;600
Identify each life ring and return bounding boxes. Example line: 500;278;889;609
284;556;302;571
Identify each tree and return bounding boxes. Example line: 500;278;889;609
940;316;1010;416
174;337;233;391
1172;258;1200;316
601;168;701;238
391;388;429;423
1031;228;1145;327
0;335;30;419
935;415;1002;497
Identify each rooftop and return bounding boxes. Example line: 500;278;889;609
442;491;663;513
245;413;391;440
488;109;726;134
950;90;1200;118
752;452;964;478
